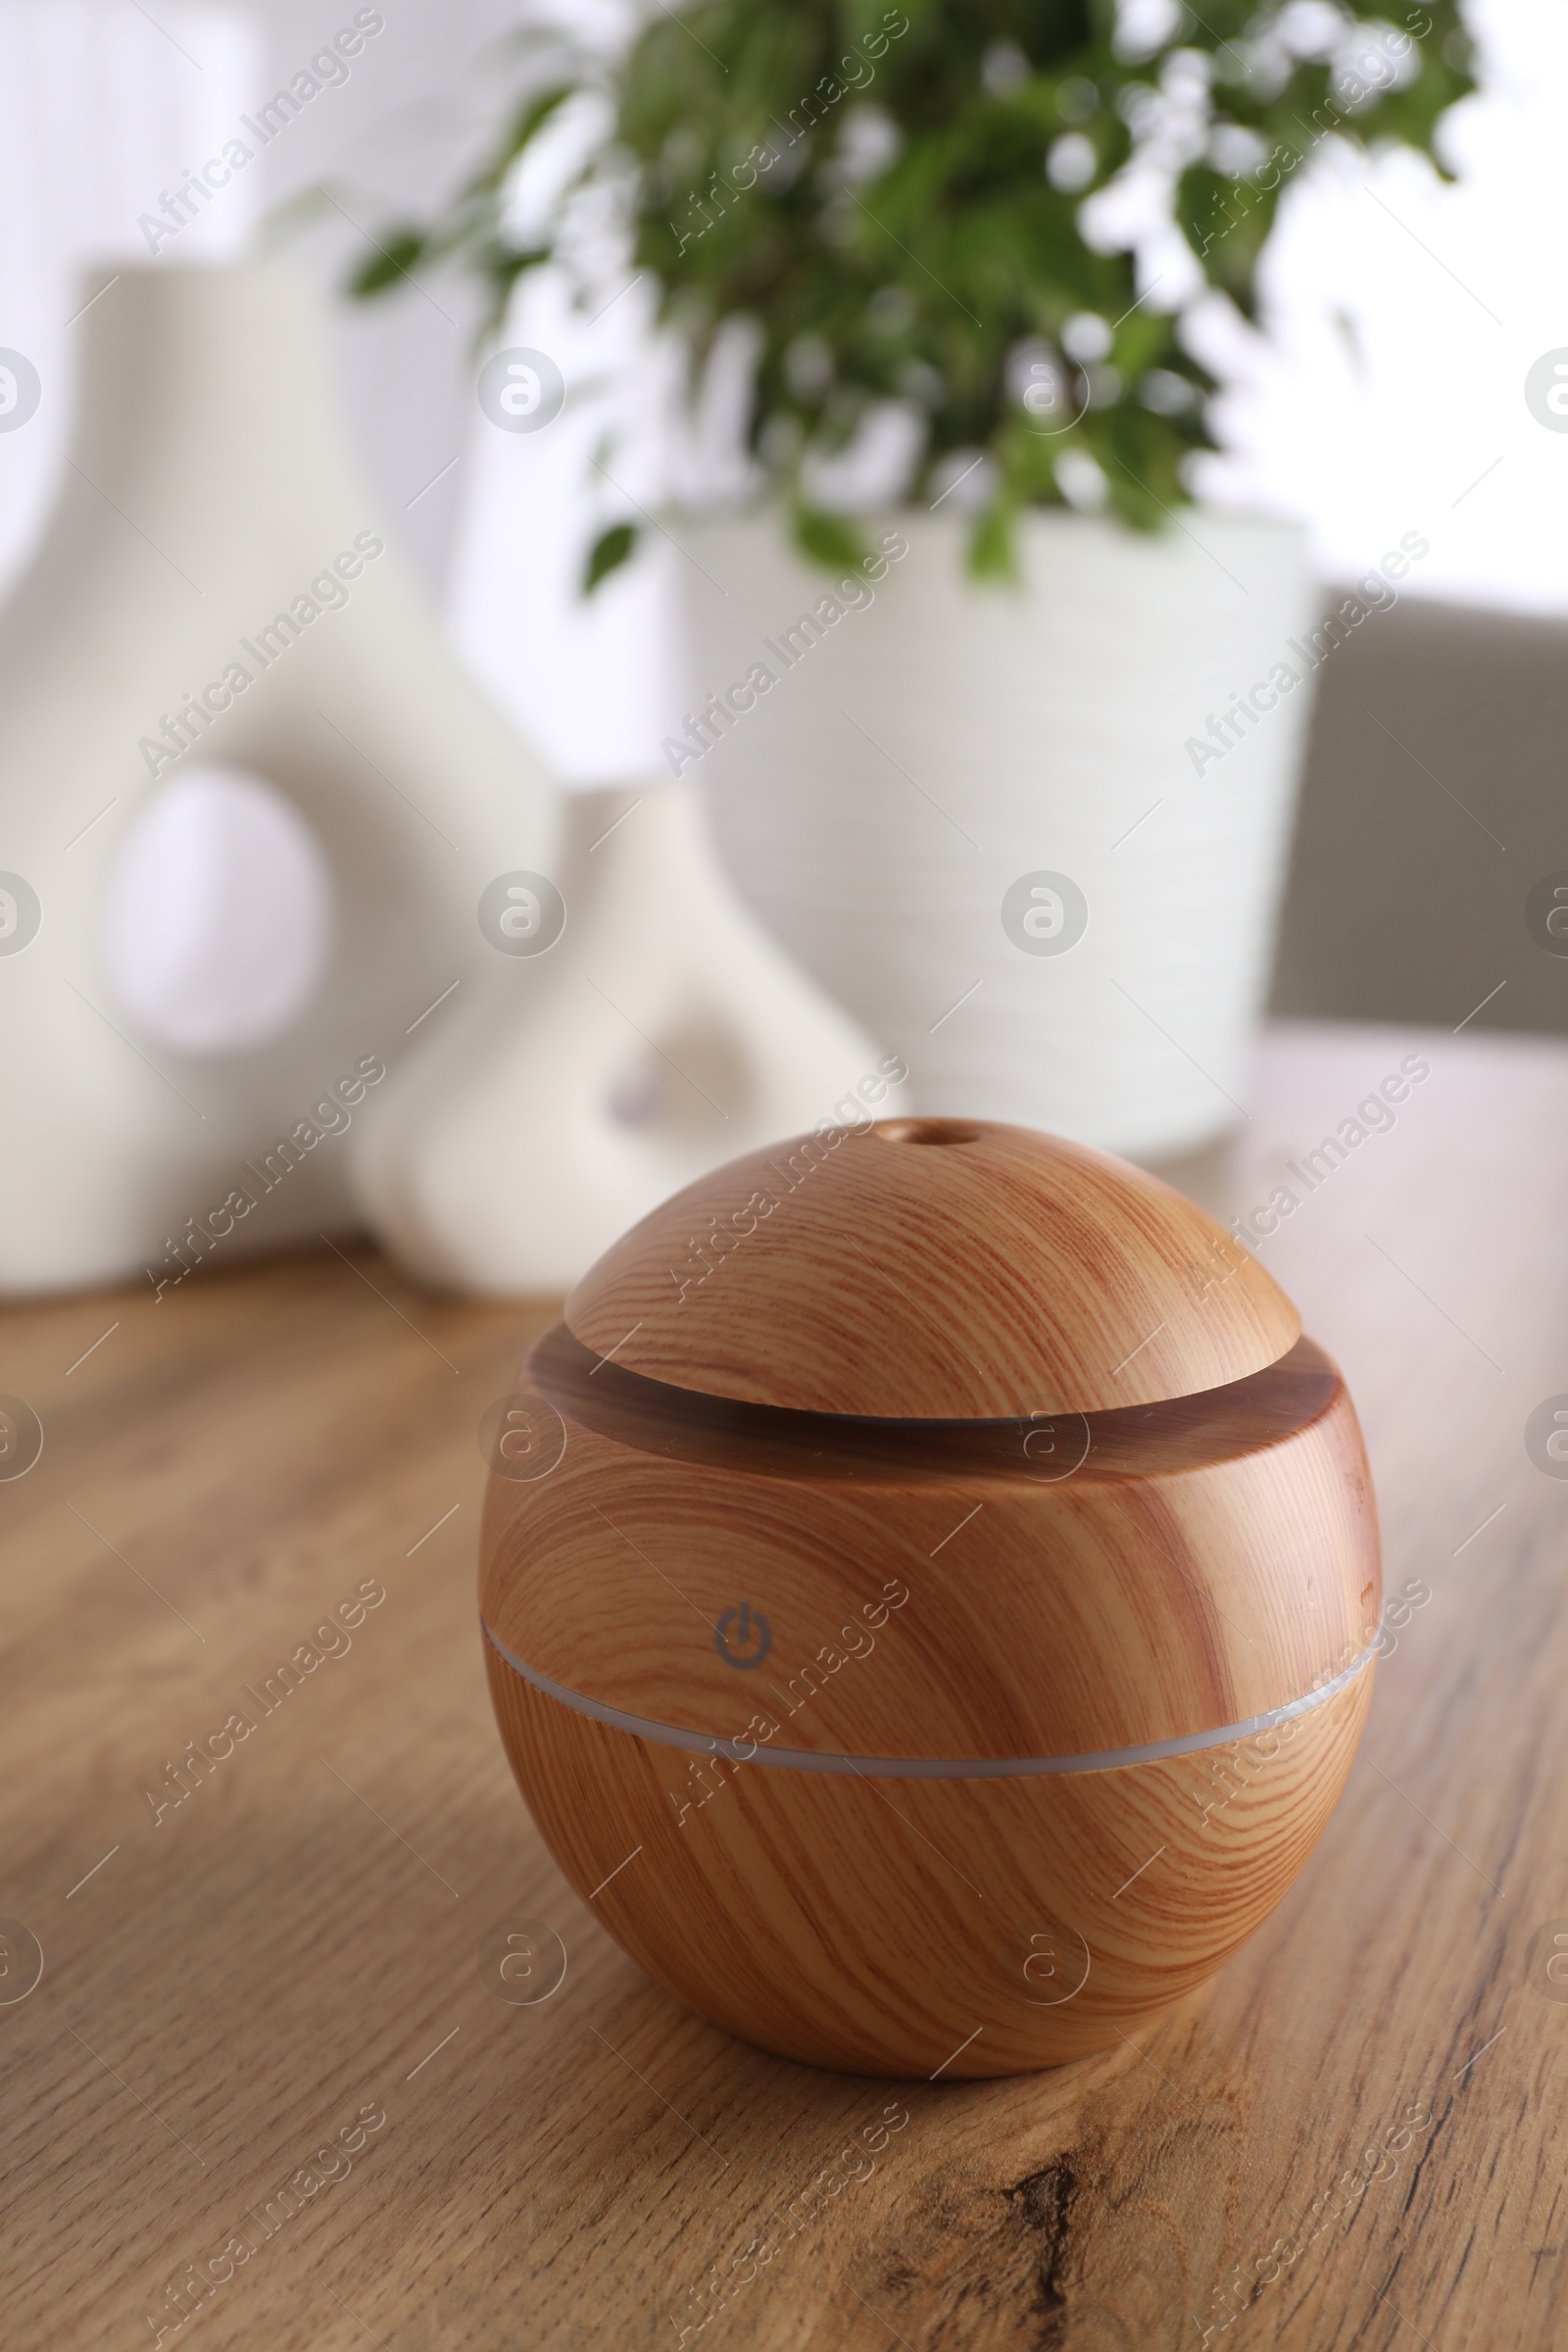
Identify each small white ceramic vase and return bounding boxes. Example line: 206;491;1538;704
675;510;1320;1164
347;781;884;1295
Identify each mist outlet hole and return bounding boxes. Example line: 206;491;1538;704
875;1118;983;1146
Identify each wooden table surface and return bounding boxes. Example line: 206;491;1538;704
4;1017;1566;2352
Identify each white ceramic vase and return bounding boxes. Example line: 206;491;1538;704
0;262;554;1296
675;510;1320;1164
347;781;883;1296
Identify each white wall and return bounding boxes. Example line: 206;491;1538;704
1204;0;1568;617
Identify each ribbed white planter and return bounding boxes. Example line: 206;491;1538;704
675;510;1319;1164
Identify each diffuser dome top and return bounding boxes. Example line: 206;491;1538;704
564;1117;1299;1418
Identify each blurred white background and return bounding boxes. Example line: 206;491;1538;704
0;0;1562;789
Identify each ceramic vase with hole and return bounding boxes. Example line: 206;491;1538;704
346;781;886;1295
675;510;1320;1168
0;261;554;1296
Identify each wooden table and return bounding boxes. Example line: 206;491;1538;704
4;1018;1564;2352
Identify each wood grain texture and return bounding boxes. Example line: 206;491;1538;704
482;1333;1379;1758
3;1020;1566;2351
564;1117;1300;1415
498;1124;1372;2075
488;1644;1375;2078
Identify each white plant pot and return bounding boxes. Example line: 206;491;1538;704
674;511;1319;1164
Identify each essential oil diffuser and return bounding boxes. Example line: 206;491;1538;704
479;1117;1380;2078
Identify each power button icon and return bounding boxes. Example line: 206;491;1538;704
714;1603;771;1669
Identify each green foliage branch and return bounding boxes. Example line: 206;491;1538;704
352;0;1472;584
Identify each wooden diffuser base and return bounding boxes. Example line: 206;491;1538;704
479;1119;1381;2078
486;1645;1372;2078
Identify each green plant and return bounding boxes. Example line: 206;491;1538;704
352;0;1471;582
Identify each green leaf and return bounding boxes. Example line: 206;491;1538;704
582;522;637;595
967;503;1019;584
790;505;867;572
350;230;426;299
469;84;579;196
